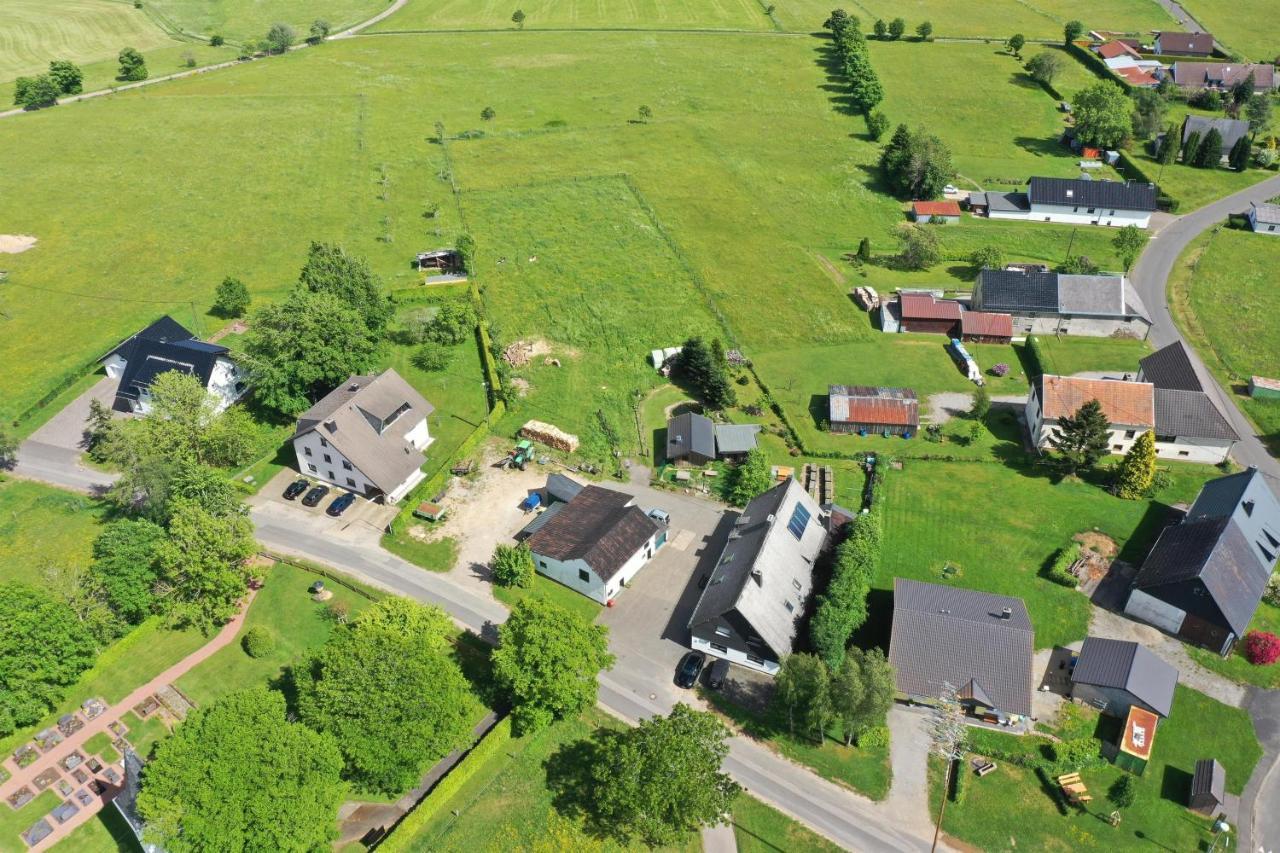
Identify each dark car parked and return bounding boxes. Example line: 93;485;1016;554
674;651;705;689
301;485;330;507
283;479;310;500
706;658;730;690
326;492;357;517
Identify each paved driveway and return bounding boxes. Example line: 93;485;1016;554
248;470;399;546
11;375;121;494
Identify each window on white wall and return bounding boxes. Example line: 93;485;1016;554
578;569;590;583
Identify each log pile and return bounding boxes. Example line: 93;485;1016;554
521;420;580;453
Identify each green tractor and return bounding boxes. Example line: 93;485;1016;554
508;439;534;470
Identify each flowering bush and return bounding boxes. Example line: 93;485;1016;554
1243;630;1280;665
990;363;1010;377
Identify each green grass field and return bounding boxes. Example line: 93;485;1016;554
0;790;60;852
932;685;1260;852
876;458;1219;649
0;0;175;82
373;0;776;32
0;478;107;584
175;561;372;706
1175;0;1280;61
146;0;391;41
1169;227;1280;453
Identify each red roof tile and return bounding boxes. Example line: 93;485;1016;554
829;385;919;427
1116;66;1159;87
900;294;963;321
1096;40;1141;59
912;201;962;217
960;311;1013;337
1038;375;1155;426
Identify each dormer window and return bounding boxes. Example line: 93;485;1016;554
1243;500;1254;517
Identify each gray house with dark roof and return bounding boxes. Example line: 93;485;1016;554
1027;177;1158;228
888;579;1034;722
1126;468;1280;655
1070;637;1178;718
1249;202;1280;235
526;484;666;604
667;412;716;465
688;478;828;675
1180;116;1249;163
972;268;1151;338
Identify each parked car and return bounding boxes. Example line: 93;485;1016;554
706;658;730;690
283;479;310;500
674;651;705;689
301;485;330;507
326;492;356;517
943;183;959;195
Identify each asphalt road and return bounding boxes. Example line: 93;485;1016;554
1129;173;1280;484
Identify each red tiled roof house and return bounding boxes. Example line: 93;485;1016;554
829;385;919;436
911;200;962;224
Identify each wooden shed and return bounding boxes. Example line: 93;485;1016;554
898;294;963;335
959;311;1014;344
1189;758;1225;814
828;385;919;437
1249;375;1280;400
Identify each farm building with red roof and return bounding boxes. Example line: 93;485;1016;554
829;385;919;436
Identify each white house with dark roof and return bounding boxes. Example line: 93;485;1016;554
100;316;247;415
888;579;1034;724
291;369;434;504
1027;177;1158;228
524;484;666;604
687;478;829;675
1249;202;1280;235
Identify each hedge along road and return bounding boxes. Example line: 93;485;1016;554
1128;172;1280;484
0;0;409;120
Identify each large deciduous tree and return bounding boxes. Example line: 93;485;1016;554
829;647;895;745
297;241;393;332
1048;398;1112;475
13;75;60;109
296;598;473;793
47;60;83;94
810;513;881;669
212;276;250;318
265;22;296;54
590;705;740;846
1130;88;1166;140
1111;224;1146;272
1027;51;1065;87
774;652;831;741
1073;80;1131;149
880;125;953;199
729;448;773;506
896;223;942;270
1063;20;1084;45
117;47;148;81
89;518;166;624
245;289;381;416
155;499;258;631
0;584;97;735
492;598;615;734
491;542;535;588
138;689;345;852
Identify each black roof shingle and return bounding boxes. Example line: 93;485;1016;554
1029;177;1158;212
1139;341;1203;392
1153;388;1239;441
975;269;1059;313
526;485;659;581
1070;637;1178;717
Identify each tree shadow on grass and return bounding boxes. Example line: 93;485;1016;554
1116;501;1178;565
1015;135;1067;159
544;729;621;840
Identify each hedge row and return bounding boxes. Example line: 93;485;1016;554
1066;42;1131;91
1024;335;1048;379
377;716;513;852
1043;543;1082;587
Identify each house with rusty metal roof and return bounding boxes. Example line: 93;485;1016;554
525;484;666;604
828;385;919;437
888;579;1034;723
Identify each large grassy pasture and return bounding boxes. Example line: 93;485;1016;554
0;478;107;584
374;0;776;32
146;0;391;41
0;0;174;82
1176;0;1280;61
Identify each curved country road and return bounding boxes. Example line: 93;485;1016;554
0;0;408;121
1129;173;1280;853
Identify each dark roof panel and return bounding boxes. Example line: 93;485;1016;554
526;485;659;581
1070;637;1178;717
1029;177;1158;212
667;412;716;460
975;269;1059;313
1153;388;1239;441
1139;341;1203;391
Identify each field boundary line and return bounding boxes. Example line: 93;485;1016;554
361;26;805;38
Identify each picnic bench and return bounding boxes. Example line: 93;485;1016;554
1056;773;1093;804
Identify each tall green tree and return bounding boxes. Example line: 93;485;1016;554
1229;134;1252;171
810;513;881;669
880;126;953;199
155;499;258;631
212;276;250;318
1195;127;1224;167
970;245;1005;271
117;47;148;81
89;518;166;624
824;9;857;39
1246;93;1272;134
1182;129;1203;164
675;337;736;410
0;584;97;735
245;289;381;416
1027;51;1065;86
1156;124;1181;164
512;9;527;28
296;599;473;793
729;448;773;506
1231;71;1256;106
47;60;83;94
591;705;739;846
13;75;59;108
493;598;615;734
1111;430;1156;499
888;17;905;39
866;110;890;140
265;22;296;53
896;223;942;270
297;242;392;332
774;653;830;741
1073;80;1131;148
1111;225;1146;272
829;648;895;745
845;47;884;114
1048;398;1112;474
138;689;345;852
1130;88;1166;140
1063;20;1084;45
1007;34;1025;57
491;542;535;588
915;21;933;40
873;18;887;38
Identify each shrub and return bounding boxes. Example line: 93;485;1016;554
1243;630;1280;665
858;724;890;748
1050;736;1102;770
1109;774;1138;808
1264;574;1280;608
212;276;250;318
949;758;967;803
242;626;277;658
990;363;1010;377
411;342;453;372
210;34;225;46
1024;335;1048;378
491;543;535;588
1043;543;1081;587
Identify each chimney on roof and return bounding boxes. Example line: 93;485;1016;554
751;569;763;586
766;514;775;524
1001;607;1012;619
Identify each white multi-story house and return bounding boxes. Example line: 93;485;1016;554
523;484;667;604
980;178;1158;229
1026;373;1238;464
291;370;434;504
100;315;247;414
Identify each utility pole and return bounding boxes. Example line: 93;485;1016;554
928;682;966;853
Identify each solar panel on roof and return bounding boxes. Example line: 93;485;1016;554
787;503;810;540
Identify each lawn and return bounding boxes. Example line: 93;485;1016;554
175;561;373;706
0;790;60;852
775;0;1176;38
146;0;391;41
0;0;175;82
492;574;603;625
382;532;460;572
876;457;1220;649
1187;600;1280;688
931;685;1261;852
1175;0;1280;61
372;0;776;32
731;792;845;853
0;478;107;585
119;709;171;760
701;688;893;799
1031;334;1151;377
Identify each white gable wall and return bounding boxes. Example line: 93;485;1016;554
293;431;378;498
532;533;659;605
1029;201;1152;229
